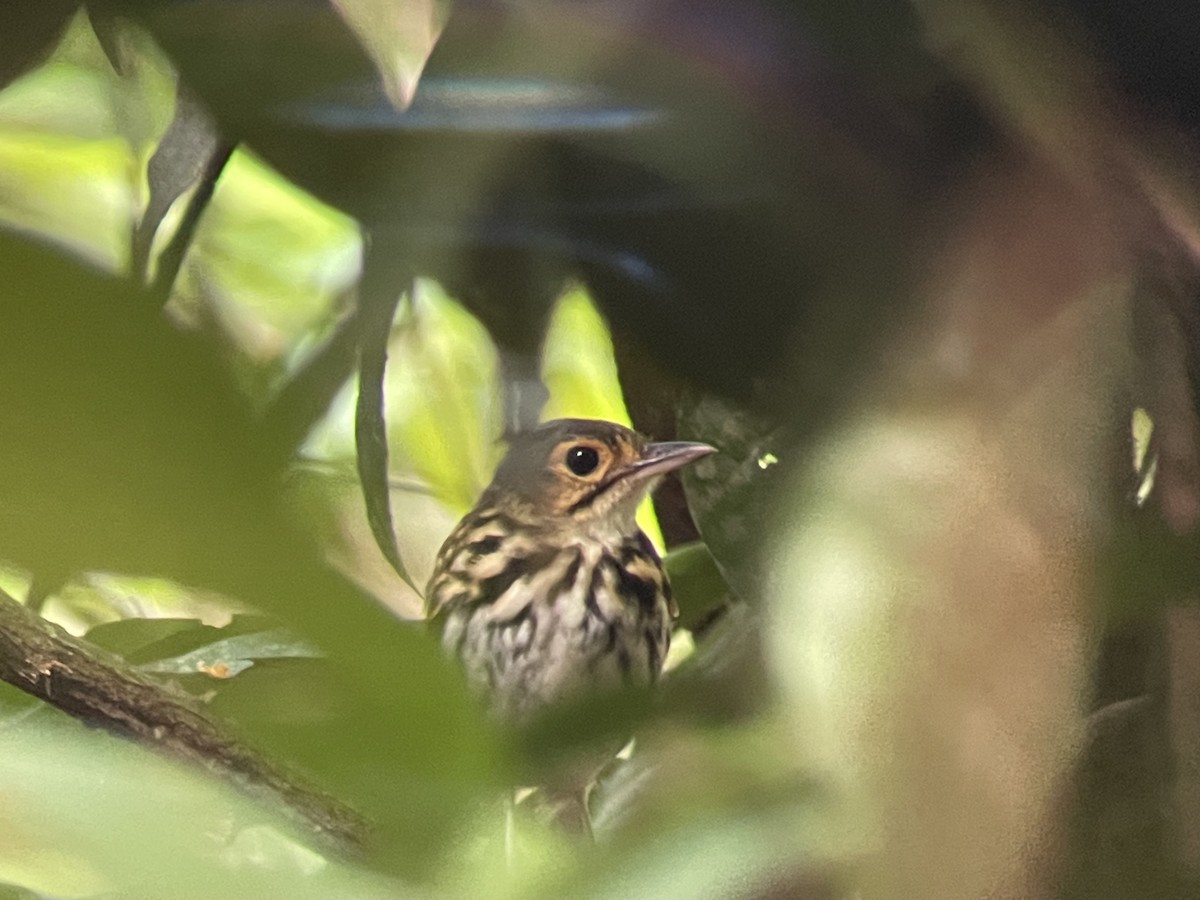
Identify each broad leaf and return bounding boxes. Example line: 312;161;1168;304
541;282;664;549
0;715;405;899
87;615;319;679
330;0;451;109
677;393;785;603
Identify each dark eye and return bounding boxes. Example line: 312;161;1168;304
565;445;601;476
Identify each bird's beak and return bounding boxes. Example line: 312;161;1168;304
627;440;717;483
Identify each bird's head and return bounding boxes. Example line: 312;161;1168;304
484;418;715;532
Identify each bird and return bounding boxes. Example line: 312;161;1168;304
425;418;716;722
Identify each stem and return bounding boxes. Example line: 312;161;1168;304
0;588;368;851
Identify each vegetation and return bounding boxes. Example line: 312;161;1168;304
1;3;1199;899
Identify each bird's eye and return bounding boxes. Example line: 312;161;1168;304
565;445;601;476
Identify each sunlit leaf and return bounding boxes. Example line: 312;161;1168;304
331;0;451;109
0;563;29;605
385;279;504;512
41;573;242;638
181;149;361;377
541;283;632;426
0;12;176;272
0;132;132;269
286;461;455;620
541;282;663;549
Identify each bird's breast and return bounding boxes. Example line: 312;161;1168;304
434;531;673;719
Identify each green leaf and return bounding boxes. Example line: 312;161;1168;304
384;279;503;512
0;715;406;899
87;615;319;678
138;627;321;678
678;393;785;602
541;282;632;426
0;680;43;725
541;282;664;549
330;0;451;108
0;11;177;272
86;617;208;659
0;232;499;873
185;149;362;376
663;542;730;630
0;880;43;900
355;266;415;590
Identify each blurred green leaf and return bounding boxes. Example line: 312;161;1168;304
0;132;132;270
0;229;499;873
0;680;43;725
182;149;362;388
384;279;504;512
42;573;244;637
0;881;42;900
0;11;175;272
86;617;208;659
331;0;451;108
0;715;405;899
530;800;835;900
0;563;30;605
541;283;632;426
0;4;76;93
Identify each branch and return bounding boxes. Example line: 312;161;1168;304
0;588;367;851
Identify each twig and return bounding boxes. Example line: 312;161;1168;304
0;587;368;851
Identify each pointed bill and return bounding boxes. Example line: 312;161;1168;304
627;441;717;483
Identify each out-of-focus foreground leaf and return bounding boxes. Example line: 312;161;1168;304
763;155;1139;900
0;230;496;872
331;0;451;109
0;694;403;900
0;12;175;273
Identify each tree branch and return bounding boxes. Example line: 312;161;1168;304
0;587;367;851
